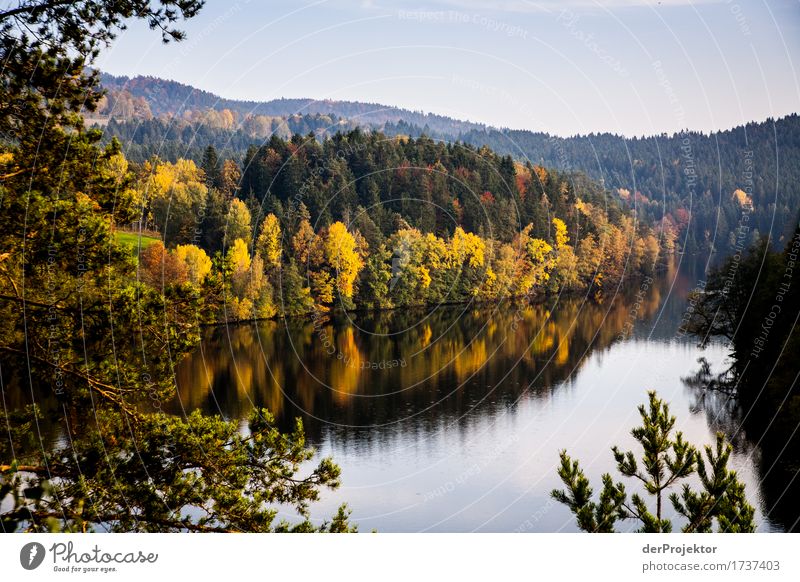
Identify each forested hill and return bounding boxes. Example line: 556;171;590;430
98;72;487;135
417;115;800;256
97;72;800;257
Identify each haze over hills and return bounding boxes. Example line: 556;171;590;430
97;72;800;257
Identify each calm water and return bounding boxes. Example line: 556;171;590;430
175;263;791;532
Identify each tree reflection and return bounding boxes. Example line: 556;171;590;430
174;277;666;445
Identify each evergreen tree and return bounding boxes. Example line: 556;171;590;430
202;187;228;254
358;243;393;310
280;260;314;316
201;144;220;189
552;392;756;533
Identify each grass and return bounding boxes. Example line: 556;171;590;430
115;230;161;250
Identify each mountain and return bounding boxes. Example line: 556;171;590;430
96;73;800;257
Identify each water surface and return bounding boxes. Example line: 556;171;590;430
176;263;788;532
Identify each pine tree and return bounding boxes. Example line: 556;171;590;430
552;391;756;533
358;243;393;310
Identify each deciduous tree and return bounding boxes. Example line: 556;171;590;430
175;243;212;286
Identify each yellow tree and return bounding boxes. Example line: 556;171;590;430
552;217;579;291
256;213;282;270
324;222;364;299
448;227;486;298
227;238;253;320
386;228;433;306
291;217;330;310
420;232;449;302
224;239;276;320
577;233;603;292
604;224;628;284
526;238;555;288
228;238;251;274
449;226;485;269
246;254;277;319
292;217;317;266
553;217;569;250
422;232;448;270
485;243;517;300
175;244;212;286
642;233;661;272
146;158;207;244
227;198;252;244
514;224;555;295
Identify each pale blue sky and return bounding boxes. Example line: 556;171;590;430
97;0;800;136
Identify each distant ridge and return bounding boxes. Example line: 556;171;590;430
99;72;488;135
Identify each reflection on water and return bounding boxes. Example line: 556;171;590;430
176;275;665;436
174;262;792;532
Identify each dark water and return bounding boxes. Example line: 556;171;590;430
174;262;793;532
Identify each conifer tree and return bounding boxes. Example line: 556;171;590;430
201;145;220;190
553;391;755;533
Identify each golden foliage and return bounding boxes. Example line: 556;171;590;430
256;213;282;269
553;217;569;250
324;222;365;299
450;227;485;268
175;244;212;286
228;238;251;274
733;188;752;207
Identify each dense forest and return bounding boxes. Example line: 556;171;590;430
123;131;667;323
100;113;362;162
2;0;789;536
449;117;800;258
97;74;799;263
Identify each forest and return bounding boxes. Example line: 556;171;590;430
118;131;668;323
2;0;785;537
0;0;355;533
98;72;487;133
451;116;800;258
0;0;668;527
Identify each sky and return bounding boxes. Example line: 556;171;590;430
97;0;800;137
